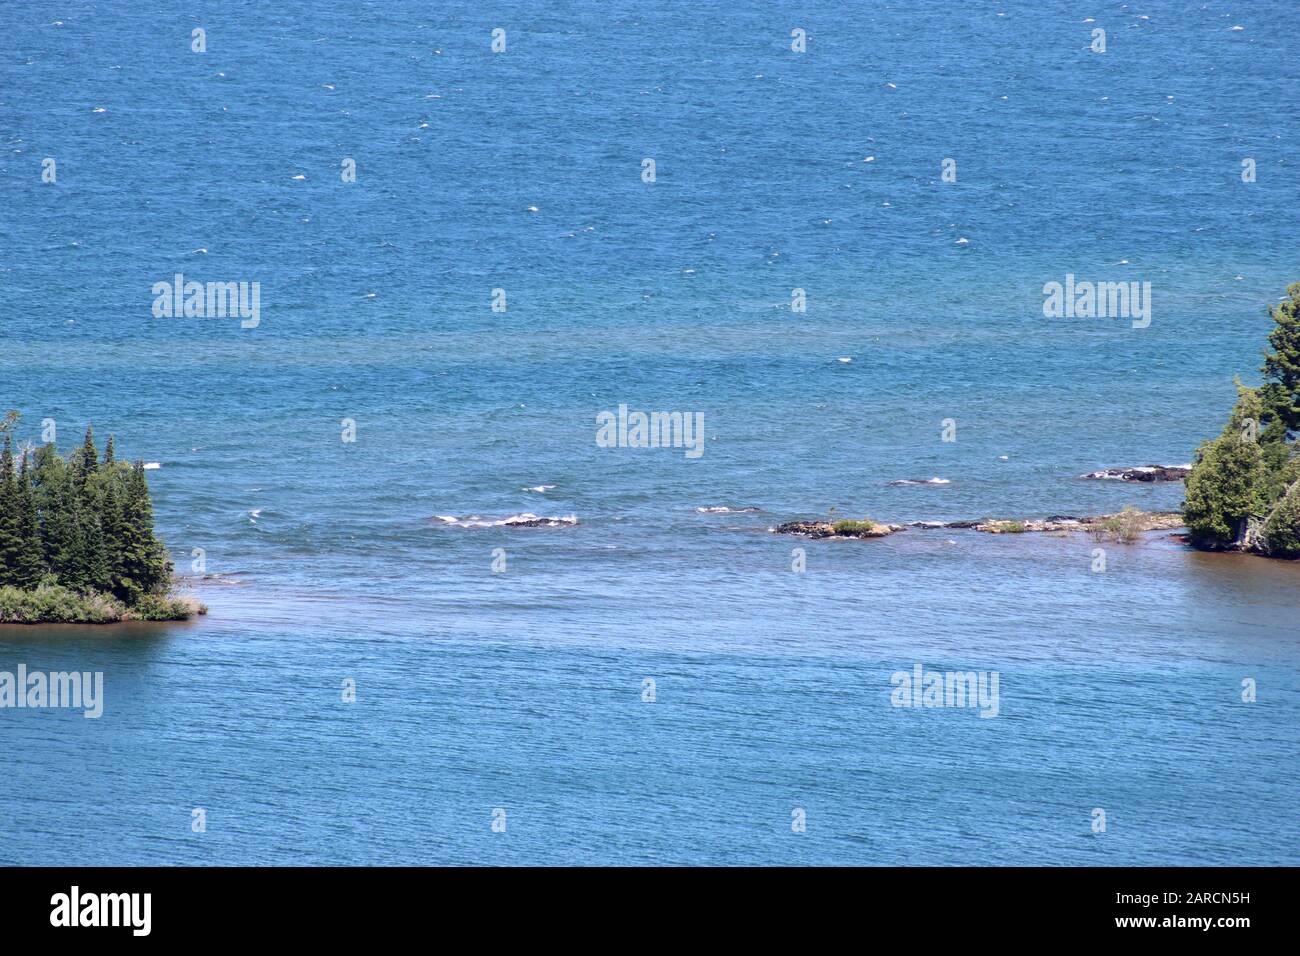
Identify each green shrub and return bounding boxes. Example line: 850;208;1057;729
987;520;1026;534
0;584;203;624
1090;505;1144;544
126;593;206;621
0;584;124;624
832;518;876;533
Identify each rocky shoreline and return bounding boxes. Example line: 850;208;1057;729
774;510;1184;539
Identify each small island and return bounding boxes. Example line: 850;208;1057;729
0;414;203;623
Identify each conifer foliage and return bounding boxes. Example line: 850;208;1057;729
0;416;186;619
1184;284;1300;554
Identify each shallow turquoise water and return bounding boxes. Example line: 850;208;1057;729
1;1;1297;865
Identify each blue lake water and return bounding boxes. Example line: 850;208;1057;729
1;1;1297;865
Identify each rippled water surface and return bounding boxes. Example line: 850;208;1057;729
1;1;1298;865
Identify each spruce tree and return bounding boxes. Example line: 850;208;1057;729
14;451;45;588
72;507;110;593
35;450;78;584
117;462;172;600
1262;283;1300;434
1;430;175;603
138;464;172;593
72;425;98;493
100;479;128;600
60;496;90;590
0;434;21;586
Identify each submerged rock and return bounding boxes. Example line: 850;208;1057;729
1080;465;1191;482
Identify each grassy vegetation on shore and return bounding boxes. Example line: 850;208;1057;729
0;584;202;624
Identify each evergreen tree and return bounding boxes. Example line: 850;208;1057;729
1263;479;1300;557
72;506;110;593
1259;436;1300;506
1261;283;1300;434
72;425;98;493
2;426;178;608
1183;387;1269;548
0;434;22;586
100;479;129;600
60;496;91;590
14;451;45;588
34;448;77;583
116;462;172;601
